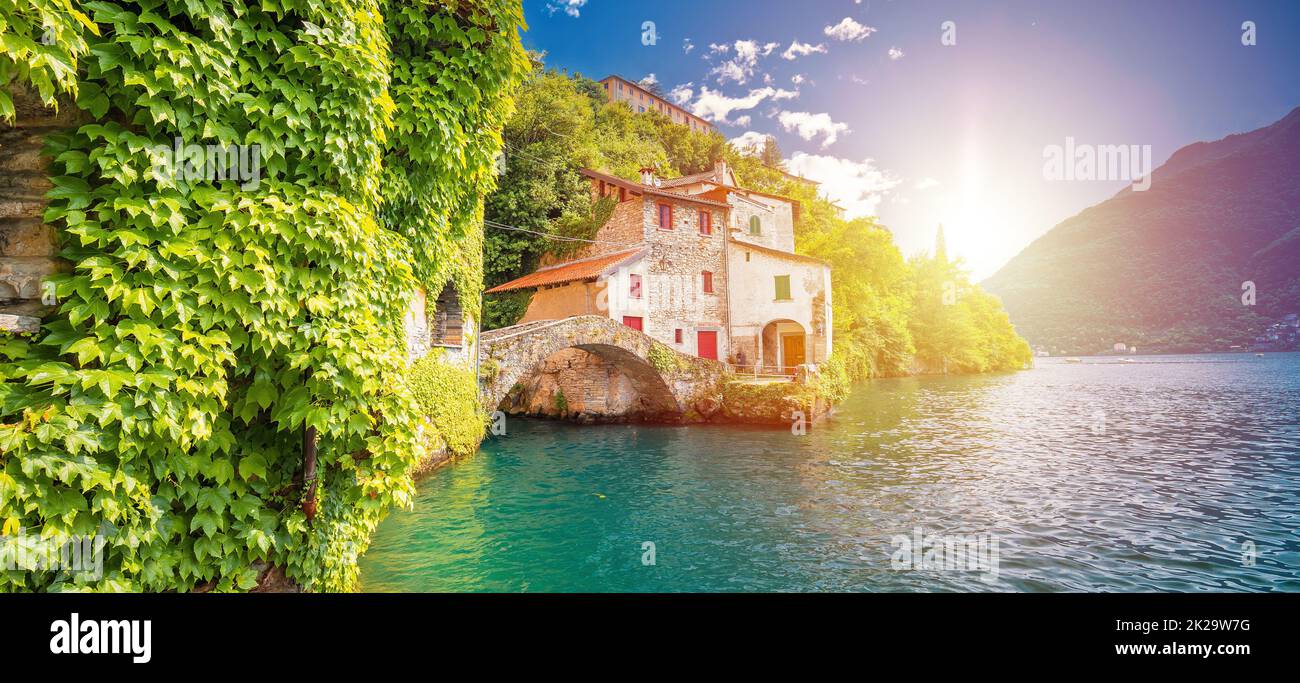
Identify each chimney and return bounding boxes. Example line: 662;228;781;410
639;166;657;186
714;159;730;185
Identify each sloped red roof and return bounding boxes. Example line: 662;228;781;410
486;248;644;293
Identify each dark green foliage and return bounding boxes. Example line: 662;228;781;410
482;290;531;331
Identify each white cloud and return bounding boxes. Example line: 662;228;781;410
782;40;827;60
824;17;877;41
914;177;940;190
683;38;695;54
668;83;694;105
888;46;905;60
546;0;587;18
711;60;748;85
734;115;752;127
708;39;781;85
777;111;849;148
791;74;806;85
639;73;659;88
786;153;902;218
689;86;797;125
730;131;768;154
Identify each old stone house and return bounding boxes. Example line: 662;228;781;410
487;161;832;374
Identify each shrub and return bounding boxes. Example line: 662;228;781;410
407;353;486;457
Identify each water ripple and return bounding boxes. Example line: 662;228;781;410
360;353;1300;592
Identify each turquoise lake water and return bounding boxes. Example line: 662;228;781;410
359;353;1300;592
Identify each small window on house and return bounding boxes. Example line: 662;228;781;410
774;275;791;301
658;203;673;229
699;210;711;235
675;329;683;344
702;271;714;294
629;273;642;299
749;215;762;235
599;180;606;196
745;251;751;262
618;187;626;202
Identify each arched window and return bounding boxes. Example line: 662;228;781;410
749;215;761;235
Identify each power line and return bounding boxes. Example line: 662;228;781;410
483;219;640;248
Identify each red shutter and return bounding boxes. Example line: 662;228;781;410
658;203;673;229
675;329;683;343
622;316;643;331
629;273;642;299
702;271;713;293
699;210;711;234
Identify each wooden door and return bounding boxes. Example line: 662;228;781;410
697;330;718;360
781;333;805;373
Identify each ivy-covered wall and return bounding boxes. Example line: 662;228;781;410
0;1;527;592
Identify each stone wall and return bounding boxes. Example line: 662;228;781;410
727;194;790;253
499;347;674;422
640;195;729;359
480;317;836;429
1;85;79;334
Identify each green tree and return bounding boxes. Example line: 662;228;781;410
760;135;783;168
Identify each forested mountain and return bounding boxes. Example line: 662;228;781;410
983;107;1300;354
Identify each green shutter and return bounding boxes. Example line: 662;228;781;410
749;215;761;234
774;275;791;300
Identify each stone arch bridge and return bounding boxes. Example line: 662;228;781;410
478;315;727;422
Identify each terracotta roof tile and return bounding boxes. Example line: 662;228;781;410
485;248;643;294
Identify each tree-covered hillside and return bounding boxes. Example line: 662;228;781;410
983;107;1300;355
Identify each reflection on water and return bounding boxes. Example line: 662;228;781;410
359;353;1300;592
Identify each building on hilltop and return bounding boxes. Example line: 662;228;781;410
487;161;832;374
599;75;714;134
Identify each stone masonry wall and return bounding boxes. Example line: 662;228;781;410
1;85;79;334
500;347;673;422
641;195;729;359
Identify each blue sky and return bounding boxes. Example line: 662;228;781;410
524;0;1300;279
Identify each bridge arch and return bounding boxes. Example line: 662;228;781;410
479;316;725;421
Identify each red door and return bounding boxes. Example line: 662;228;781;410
622;316;643;331
697;331;718;360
